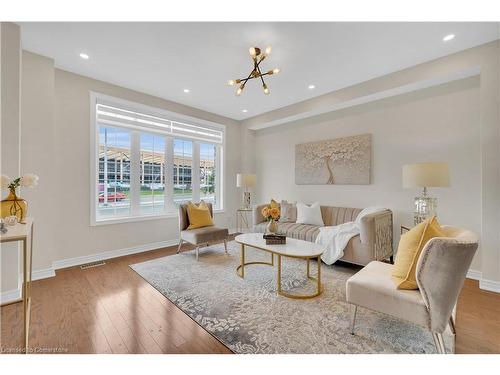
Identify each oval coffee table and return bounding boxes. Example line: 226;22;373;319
235;233;325;299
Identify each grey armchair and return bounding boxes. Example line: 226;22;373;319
177;202;229;261
346;225;478;353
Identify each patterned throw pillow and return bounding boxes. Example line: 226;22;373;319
279;200;297;223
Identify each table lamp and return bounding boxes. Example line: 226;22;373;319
236;173;256;209
402;162;450;225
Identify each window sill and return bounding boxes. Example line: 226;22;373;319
91;208;225;226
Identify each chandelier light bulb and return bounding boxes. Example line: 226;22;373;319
228;46;277;96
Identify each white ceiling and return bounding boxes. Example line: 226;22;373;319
19;22;499;121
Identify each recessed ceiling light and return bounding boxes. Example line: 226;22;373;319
183;89;190;93
308;84;316;89
79;53;89;60
242;109;248;113
443;34;455;42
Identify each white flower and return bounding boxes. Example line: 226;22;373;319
20;173;39;188
1;175;11;190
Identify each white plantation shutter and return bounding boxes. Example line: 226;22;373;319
96;103;223;144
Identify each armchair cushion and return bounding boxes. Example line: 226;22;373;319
392;217;445;290
186;201;214;229
346;261;429;328
181;226;228;245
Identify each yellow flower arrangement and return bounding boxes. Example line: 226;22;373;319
261;200;280;221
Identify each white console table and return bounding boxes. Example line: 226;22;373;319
0;218;34;353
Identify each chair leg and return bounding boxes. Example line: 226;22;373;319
432;333;446;354
449;316;456;354
177;240;183;254
223;239;228;254
449;316;456;335
350;305;357;335
195;246;200;261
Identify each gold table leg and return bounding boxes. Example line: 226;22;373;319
277;255;323;299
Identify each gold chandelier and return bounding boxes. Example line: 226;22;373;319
228;46;280;96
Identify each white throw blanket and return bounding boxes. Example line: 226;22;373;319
315;207;386;265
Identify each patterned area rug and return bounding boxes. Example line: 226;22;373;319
130;241;450;354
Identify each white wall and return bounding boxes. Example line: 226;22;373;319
2;49;242;301
51;68;241;266
254;78;482;269
1;22;22;297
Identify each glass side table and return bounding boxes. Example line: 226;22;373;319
236;208;253;233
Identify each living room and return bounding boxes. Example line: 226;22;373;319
1;0;500;372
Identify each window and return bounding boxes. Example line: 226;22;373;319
91;93;224;224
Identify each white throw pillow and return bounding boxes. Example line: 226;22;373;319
296;202;324;226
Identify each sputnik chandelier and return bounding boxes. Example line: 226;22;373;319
228;46;280;96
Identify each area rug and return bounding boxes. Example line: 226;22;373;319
130;241;451;354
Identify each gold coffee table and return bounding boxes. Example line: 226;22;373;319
235;233;325;299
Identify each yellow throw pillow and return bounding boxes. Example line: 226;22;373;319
270;199;279;209
187;201;214;230
392;216;446;290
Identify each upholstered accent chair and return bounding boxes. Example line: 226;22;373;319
346;225;478;354
177;202;229;261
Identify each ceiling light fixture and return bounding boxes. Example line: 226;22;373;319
228;46;280;96
183;89;190;93
242;109;248;113
79;53;89;60
443;34;455;42
308;84;316;89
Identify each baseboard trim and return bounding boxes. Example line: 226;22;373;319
466;269;482;281
52;238;179;270
479;278;500;293
466;269;500;293
0;289;22;305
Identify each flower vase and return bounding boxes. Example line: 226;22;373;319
266;219;278;234
0;189;28;222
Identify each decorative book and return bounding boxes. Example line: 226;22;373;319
263;233;286;245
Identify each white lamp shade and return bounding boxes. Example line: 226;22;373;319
402;162;450;188
236;173;256;188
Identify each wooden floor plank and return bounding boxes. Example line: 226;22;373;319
1;239;498;354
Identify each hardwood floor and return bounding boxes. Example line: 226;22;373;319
1;241;499;354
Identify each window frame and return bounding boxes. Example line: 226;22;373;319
90;92;225;226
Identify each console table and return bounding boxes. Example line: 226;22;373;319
0;218;34;353
236;208;253;233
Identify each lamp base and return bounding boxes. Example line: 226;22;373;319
242;192;251;209
413;192;437;225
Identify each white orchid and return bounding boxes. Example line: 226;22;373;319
1;175;11;190
20;173;39;188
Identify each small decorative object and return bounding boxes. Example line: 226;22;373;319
295;134;371;185
1;173;39;223
236;173;256;209
227;46;280;96
263;233;286;245
402;162;450;225
261;201;280;234
5;215;18;226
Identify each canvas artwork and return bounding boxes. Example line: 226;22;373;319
295;134;371;185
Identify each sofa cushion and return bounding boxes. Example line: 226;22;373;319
254;222;321;242
296;202;324;226
279;200;297;223
181;226;228;245
346;261;429;328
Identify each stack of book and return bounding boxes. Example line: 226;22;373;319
263;233;286;245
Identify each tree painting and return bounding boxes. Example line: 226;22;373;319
295;134;371;185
